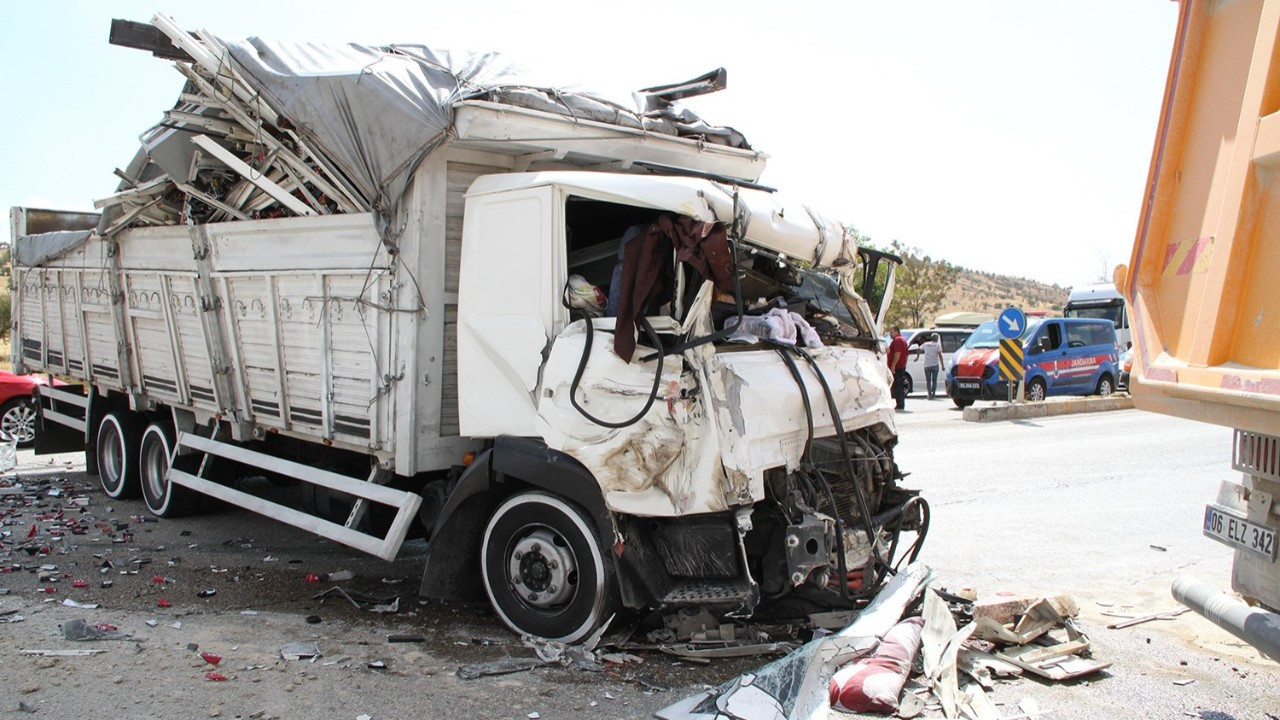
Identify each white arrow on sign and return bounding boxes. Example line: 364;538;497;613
1002;315;1021;334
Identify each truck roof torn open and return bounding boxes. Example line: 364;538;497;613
84;14;760;240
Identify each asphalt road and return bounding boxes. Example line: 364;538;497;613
2;403;1277;719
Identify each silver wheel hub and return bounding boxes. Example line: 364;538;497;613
142;438;169;500
101;426;123;483
1;404;35;443
509;528;575;608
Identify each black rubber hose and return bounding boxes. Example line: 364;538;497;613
793;347;892;582
773;345;850;602
567;309;666;429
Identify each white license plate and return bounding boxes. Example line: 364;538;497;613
1203;504;1278;561
956;380;980;390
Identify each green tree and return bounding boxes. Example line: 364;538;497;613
0;291;10;342
885;240;960;329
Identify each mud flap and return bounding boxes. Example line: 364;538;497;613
33;387;89;456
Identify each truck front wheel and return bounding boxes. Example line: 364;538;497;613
481;491;617;643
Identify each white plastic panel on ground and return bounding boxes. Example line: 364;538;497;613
171;432;421;561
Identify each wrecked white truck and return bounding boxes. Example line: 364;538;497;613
11;16;927;643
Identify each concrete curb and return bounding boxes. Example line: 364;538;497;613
962;393;1135;422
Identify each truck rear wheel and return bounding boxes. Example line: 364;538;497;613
97;412;142;499
139;422;202;517
481;491;616;643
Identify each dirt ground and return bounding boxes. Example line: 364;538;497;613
0;451;763;720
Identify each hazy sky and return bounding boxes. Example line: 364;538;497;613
1;1;1179;288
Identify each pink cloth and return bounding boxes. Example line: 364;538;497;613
829;616;925;713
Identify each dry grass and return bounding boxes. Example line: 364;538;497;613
934;268;1069;323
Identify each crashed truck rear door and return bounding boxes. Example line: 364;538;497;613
427;171;920;642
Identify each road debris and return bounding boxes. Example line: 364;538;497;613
280;643;322;661
1105;607;1191;630
657;562;932;720
60;618;134;641
456;657;544;680
657;569;1109;720
830;617;925;713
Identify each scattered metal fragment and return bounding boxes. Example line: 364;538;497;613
60;619;133;641
456;657;544;680
280;643;321;661
1105;607;1191;630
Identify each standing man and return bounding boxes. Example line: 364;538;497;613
887;326;909;411
920;332;943;400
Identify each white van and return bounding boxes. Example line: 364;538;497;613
900;327;973;397
1064;283;1130;350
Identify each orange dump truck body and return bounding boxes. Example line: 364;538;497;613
1128;0;1280;431
1127;0;1280;615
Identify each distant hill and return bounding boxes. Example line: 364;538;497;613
931;267;1070;325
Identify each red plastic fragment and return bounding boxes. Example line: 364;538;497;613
205;672;228;682
157;598;171;608
201;652;222;665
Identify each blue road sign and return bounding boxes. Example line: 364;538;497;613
998;307;1026;340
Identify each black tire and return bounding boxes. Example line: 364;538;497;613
0;397;38;448
139;422;202;517
97;412;142;498
481;491;617;643
903;374;914;395
1027;378;1047;402
951;394;973;409
1095;374;1115;397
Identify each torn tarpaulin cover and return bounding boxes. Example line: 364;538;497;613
656;563;933;720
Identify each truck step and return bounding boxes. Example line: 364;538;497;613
659;580;755;607
171;432;421;561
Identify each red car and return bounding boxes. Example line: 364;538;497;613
0;371;60;447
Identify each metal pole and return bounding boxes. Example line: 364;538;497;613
1172;575;1280;663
